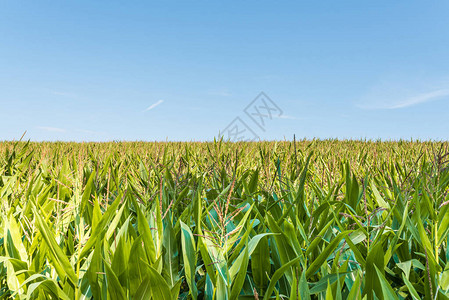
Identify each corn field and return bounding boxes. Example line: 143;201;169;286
1;140;449;299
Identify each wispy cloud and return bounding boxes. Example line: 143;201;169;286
144;100;164;112
38;126;66;133
275;114;298;120
357;76;449;110
386;89;449;109
50;91;78;98
207;90;232;97
75;129;106;135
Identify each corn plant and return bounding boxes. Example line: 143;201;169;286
0;140;448;299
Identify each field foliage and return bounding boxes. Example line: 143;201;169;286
1;140;449;299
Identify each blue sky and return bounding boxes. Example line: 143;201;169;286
1;1;448;141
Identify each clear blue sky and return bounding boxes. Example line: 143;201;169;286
1;1;448;141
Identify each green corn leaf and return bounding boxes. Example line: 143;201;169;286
104;260;126;300
32;205;77;286
305;231;351;279
134;264;173;300
263;256;302;300
180;221;198;300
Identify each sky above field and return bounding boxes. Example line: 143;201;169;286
1;1;449;141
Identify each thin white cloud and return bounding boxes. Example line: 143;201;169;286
75;129;106;135
144;100;164;112
38;126;66;133
207;90;232;97
386;88;449;109
357;76;449;110
275;114;298;120
50;91;78;98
